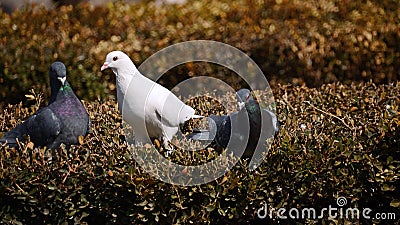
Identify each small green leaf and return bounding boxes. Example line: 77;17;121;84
390;199;400;207
206;205;215;212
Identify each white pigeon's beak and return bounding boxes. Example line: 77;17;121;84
58;77;66;86
101;62;109;71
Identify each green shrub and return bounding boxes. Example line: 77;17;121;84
1;82;399;224
0;0;399;104
1;0;399;223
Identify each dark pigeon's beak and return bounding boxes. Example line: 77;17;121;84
238;101;245;110
101;62;109;71
58;77;66;86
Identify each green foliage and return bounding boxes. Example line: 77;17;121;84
0;0;399;223
1;82;399;224
0;0;399;104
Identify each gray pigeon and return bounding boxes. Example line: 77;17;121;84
188;89;279;163
0;62;91;149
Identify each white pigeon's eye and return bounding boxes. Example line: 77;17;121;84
113;56;118;61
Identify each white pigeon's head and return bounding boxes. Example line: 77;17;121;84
101;51;136;75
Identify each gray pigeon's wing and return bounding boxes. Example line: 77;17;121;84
185;114;231;142
224;111;250;156
209;114;226;128
0;107;62;148
260;109;279;139
214;113;235;148
0;121;30;147
200;112;246;149
86;114;92;135
185;115;223;141
27;107;62;147
245;109;279;169
186;129;215;141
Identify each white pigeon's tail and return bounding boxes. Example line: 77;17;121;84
189;115;204;119
181;114;204;124
186;129;216;141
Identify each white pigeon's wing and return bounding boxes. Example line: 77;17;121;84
150;83;195;127
120;74;158;143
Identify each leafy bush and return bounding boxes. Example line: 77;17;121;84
1;0;399;223
1;82;399;224
0;0;399;104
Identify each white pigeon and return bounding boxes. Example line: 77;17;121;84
101;51;201;150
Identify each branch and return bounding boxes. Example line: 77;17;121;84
304;101;354;131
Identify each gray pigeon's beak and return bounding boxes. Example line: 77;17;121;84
58;77;66;86
101;62;109;71
238;102;245;110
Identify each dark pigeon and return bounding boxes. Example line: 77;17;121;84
0;62;91;149
188;89;279;166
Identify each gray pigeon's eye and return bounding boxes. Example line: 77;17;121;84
113;56;118;61
246;93;251;100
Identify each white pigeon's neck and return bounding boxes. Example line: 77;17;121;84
113;60;139;77
115;60;142;87
115;60;142;112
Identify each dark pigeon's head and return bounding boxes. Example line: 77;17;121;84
50;61;67;86
49;62;68;103
236;89;254;110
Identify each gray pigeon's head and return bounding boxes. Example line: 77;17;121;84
236;88;253;110
50;61;67;86
49;61;68;103
101;51;135;75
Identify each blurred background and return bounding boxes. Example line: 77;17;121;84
1;0;186;13
0;0;399;105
